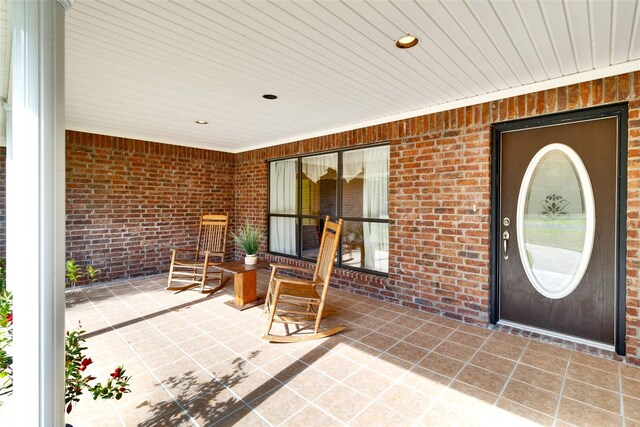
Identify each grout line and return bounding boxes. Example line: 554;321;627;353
136;276;361;426
620;363;626;427
79;284;199;427
552;348;570;426
416;327;496;423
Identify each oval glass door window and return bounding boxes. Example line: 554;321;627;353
516;143;595;299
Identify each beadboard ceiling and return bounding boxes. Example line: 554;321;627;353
65;0;640;153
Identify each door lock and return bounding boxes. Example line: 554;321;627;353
502;230;510;260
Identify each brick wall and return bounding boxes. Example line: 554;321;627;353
66;131;235;283
0;73;638;360
235;72;640;361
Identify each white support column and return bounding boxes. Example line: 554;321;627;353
8;0;69;425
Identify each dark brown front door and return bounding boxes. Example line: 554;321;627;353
498;116;618;347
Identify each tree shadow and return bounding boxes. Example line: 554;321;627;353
137;341;338;425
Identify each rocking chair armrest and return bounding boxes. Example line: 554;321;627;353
274;276;323;287
270;263;313;274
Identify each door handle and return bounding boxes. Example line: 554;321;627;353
502;231;510;260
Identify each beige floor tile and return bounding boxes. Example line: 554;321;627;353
490;332;530;348
511;364;563;394
418;322;456;339
429;316;461;328
395;314;427;330
376;322;413;339
622;365;640;382
567;361;620;392
281;404;341;427
456;323;493;338
178;334;223;354
623;376;640;399
369;307;402;321
421;391;493;427
449;381;498;405
494;398;554;427
447;331;487;349
527;340;572;360
66;276;638;427
285;368;339;401
469;351;516;376
376;383;432;420
400;366;450;397
625;395;640;421
403;331;443;350
386;341;430;364
570;352;619;373
434;340;477;362
248;386;308;425
359;331;398;351
314;383;372;423
501;379;559;416
335;341;382;365
562;378;620;413
312;353;362;381
456;365;508;395
213;406;270;426
191;344;238;369
366;353;414;379
343;367;396;399
557;396;622;426
519;347;569;376
418;352;465;378
480;338;527;361
227;368;281;402
116;389;192;427
350;402;413;427
143;345;188;370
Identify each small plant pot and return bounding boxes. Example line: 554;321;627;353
244;254;258;265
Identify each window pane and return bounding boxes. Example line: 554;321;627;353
269;216;297;255
342;221;388;273
301;218;323;260
342;146;389;219
270;159;297;215
301;153;337;217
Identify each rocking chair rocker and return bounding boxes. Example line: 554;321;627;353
262;216;344;342
166;214;228;294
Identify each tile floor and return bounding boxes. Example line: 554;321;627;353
60;271;640;427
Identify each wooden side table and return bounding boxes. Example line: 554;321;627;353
217;260;268;310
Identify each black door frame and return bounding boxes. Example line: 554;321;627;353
489;103;629;355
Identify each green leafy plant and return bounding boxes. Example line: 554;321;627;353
0;259;131;412
231;221;264;256
87;265;99;285
65;328;131;414
66;260;100;291
0;291;12;399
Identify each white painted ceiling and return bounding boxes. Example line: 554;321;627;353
65;0;640;153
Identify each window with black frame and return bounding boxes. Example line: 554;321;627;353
268;145;389;275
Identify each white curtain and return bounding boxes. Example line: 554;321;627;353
270;159;297;254
302;154;336;183
363;147;389;269
342;150;363;183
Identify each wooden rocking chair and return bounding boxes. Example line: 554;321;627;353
166;214;228;294
262;216;344;342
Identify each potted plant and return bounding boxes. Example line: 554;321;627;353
231;221;263;265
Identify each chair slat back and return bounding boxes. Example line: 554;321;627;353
313;216;343;285
196;214;228;259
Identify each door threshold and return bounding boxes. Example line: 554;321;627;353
497;320;615;352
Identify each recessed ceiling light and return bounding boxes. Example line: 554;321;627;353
395;34;419;49
195;120;208;124
263;94;278;100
